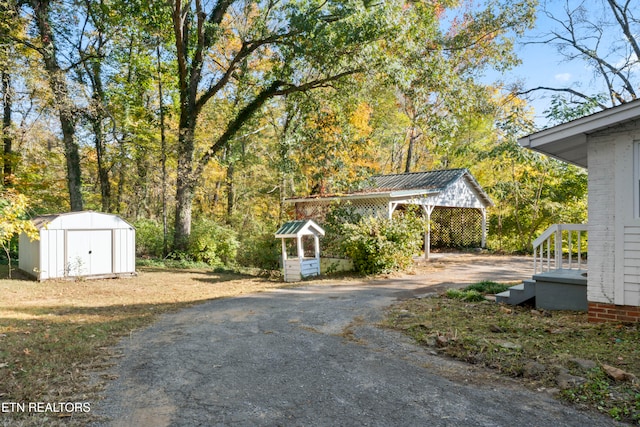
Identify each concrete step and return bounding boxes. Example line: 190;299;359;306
495;279;536;305
495;290;511;303
533;270;587;311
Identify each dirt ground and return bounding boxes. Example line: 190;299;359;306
376;252;533;294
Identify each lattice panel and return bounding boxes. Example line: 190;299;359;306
431;207;483;248
295;201;332;223
295;199;388;223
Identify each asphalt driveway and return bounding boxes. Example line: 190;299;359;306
93;255;619;426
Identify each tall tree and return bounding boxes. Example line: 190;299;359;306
0;0;22;187
1;71;12;186
77;0;113;212
27;0;83;210
388;0;536;172
169;0;401;250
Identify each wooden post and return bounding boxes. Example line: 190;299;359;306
388;202;398;219
314;234;320;275
281;239;288;261
421;204;434;260
481;208;487;248
297;236;304;259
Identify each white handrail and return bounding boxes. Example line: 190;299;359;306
533;224;588;274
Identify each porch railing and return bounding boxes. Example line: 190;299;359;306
533;224;588;274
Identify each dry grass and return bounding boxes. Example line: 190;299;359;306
0;265;287;425
386;292;640;424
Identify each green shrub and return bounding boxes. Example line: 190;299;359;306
340;212;425;275
134;218;167;258
464;281;510;295
445;281;508;301
230;215;281;271
445;288;464;299
236;231;281;271
445;288;485;302
321;204;362;258
187;218;239;266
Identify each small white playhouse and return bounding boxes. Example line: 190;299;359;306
275;220;325;282
19;211;136;281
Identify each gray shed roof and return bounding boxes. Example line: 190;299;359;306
285;168;493;208
367;168;474;193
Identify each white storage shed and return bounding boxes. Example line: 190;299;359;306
19;211;136;281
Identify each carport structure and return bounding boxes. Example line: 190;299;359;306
286;168;493;258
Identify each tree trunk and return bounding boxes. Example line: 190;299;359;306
157;43;169;255
91;104;111;212
31;0;83;211
405;126;420;173
226;161;235;221
2;71;12;186
134;147;150;219
173;120;196;251
60;108;83;211
174;176;195;251
88;61;111;212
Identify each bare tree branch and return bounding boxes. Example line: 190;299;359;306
516;86;609;110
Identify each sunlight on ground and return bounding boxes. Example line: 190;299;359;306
0;267;282;309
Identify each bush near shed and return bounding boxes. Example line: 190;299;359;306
340;212;426;275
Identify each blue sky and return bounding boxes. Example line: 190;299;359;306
488;0;631;129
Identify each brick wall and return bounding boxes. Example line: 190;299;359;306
588;302;640;323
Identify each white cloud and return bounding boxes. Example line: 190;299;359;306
554;73;572;82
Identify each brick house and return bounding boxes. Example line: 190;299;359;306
518;99;640;322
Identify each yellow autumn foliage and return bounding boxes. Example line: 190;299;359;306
349;102;373;138
0;189;38;245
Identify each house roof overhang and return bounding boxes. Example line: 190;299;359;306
518;99;640;169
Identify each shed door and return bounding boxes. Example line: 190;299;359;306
66;230;113;276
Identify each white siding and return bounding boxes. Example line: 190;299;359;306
588;122;640;307
40;229;66;280
587;136;616;303
114;228;136;273
18;233;39;278
429;177;484;208
283;258;320;282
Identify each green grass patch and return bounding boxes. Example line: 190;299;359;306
445;288;485;302
463;281;510;295
445;281;510;302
